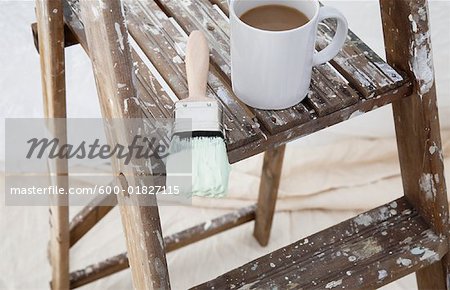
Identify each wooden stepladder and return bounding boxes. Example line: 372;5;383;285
35;0;449;289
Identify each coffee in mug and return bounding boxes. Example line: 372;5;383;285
239;5;310;31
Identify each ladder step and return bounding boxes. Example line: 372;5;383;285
192;197;447;290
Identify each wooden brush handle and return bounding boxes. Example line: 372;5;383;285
186;31;210;100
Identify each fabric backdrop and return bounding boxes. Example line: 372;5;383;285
1;1;449;289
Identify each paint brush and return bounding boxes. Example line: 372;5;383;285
165;31;230;197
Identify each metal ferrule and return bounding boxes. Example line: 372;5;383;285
172;100;225;137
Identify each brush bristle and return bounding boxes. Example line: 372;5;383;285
165;136;230;198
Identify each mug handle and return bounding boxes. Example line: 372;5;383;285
313;6;348;66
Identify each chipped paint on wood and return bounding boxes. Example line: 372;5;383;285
114;22;124;51
193;198;447;289
408;14;418;33
429;143;438;155
354;213;373;226
410;246;439;263
396;257;412;267
352;237;383;260
419;173;437;200
408;6;434;96
378;269;388;280
325;279;342;289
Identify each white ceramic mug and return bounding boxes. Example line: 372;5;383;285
230;0;348;110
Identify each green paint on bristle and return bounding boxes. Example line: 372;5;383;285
166;136;230;198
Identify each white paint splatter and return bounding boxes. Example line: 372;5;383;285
410;31;434;96
378;207;390;220
429;144;438;155
154;10;167;20
378;269;388;280
118;83;127;89
434;174;440;184
52;8;58;14
123;98;129;113
352;238;382;260
354;213;373;226
410;247;425;255
401;237;413;244
420;248;439;262
418;6;427;21
172;55;183;64
325;279;343;289
203;220;212;230
396;257;412;267
270;262;275;268
85;266;94;274
402;209;412;215
419;173;436;200
390;201;398;208
221;64;231;76
91;6;101;19
180;0;192;6
115;22;124;51
409;14;418;32
143;23;160;35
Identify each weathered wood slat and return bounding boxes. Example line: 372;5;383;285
307;65;359;117
193;197;448;290
227;81;412;163
164;205;257;252
69;205;257;289
317;22;387;97
132;50;175;118
70;194;117;247
209;0;228;14
346;29;405;85
70;253;129;289
125;0;263;149
155;0;337;133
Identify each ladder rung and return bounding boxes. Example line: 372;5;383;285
192;197;447;290
69;205;256;288
70;193;117;247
